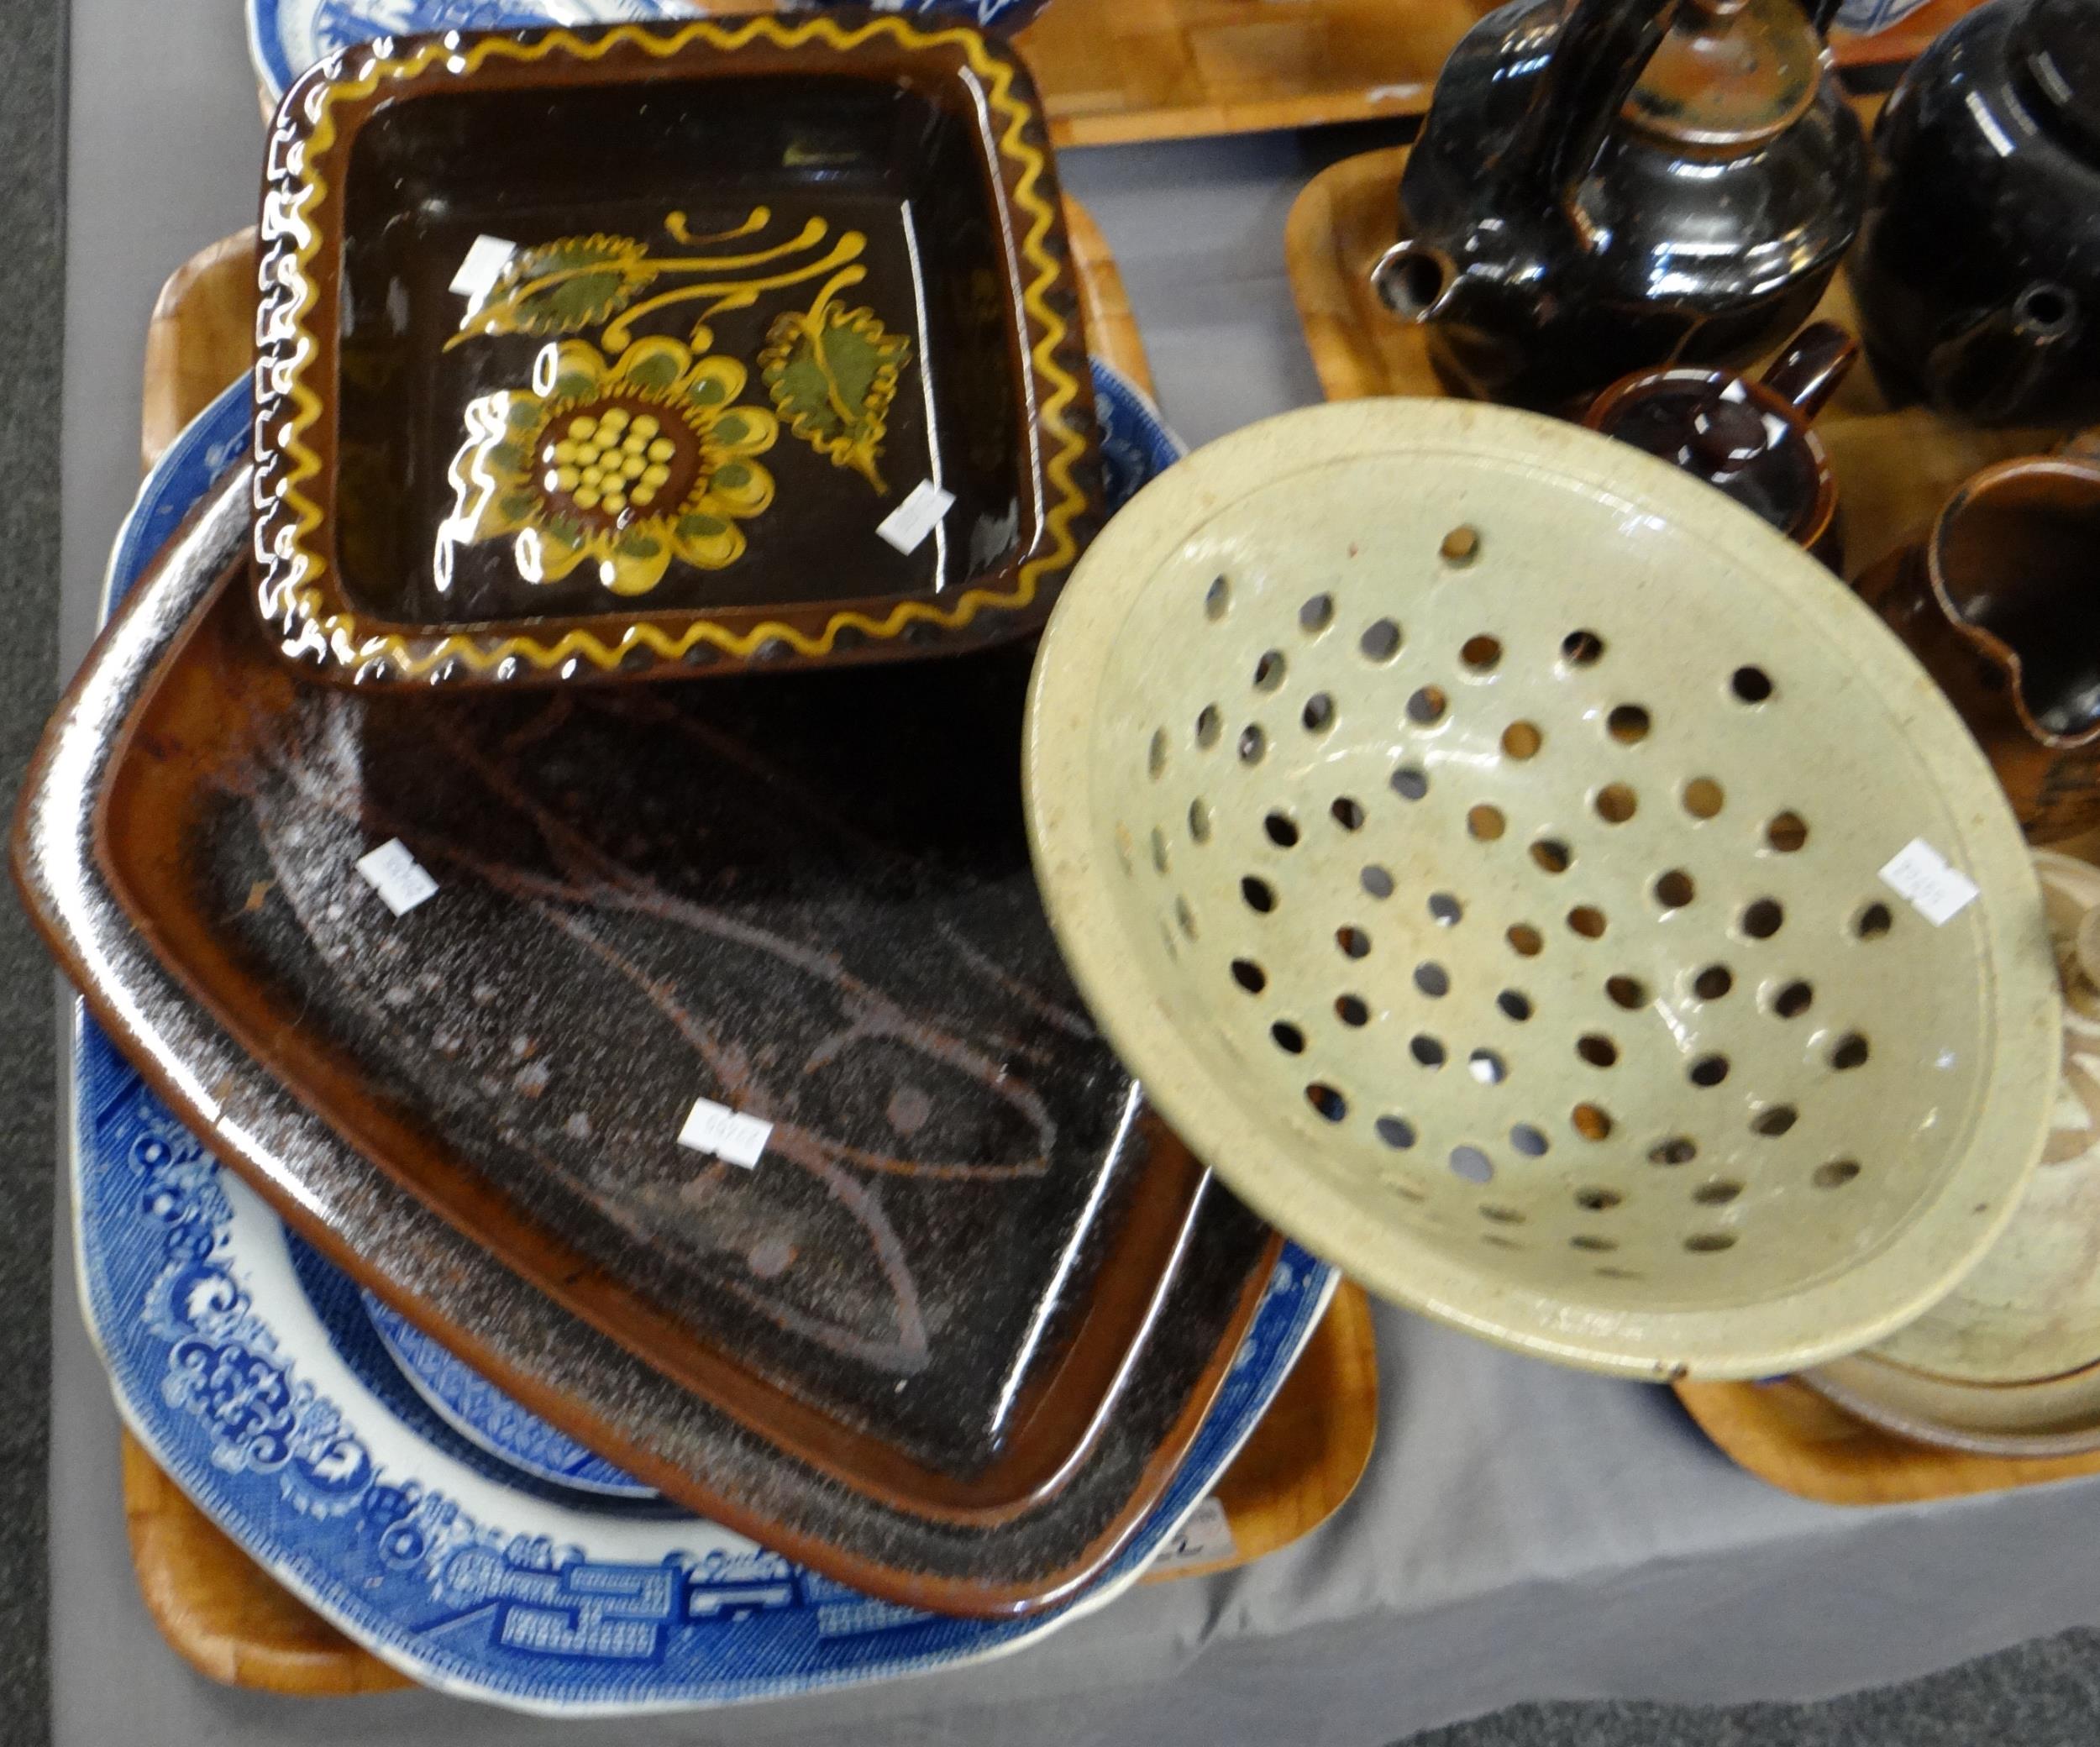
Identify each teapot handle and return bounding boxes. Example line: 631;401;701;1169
1499;0;1683;210
1758;322;1859;421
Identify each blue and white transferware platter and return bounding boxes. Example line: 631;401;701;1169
249;0;1057;104
74;362;1336;1714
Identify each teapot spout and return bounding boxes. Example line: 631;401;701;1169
1372;242;1462;323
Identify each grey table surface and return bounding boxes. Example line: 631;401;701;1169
49;4;2100;1743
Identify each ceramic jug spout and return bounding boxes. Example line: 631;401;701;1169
1371;242;1462;323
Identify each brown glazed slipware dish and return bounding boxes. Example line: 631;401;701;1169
253;15;1101;687
13;474;1279;1616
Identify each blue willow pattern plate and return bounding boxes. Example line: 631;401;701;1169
76;363;1336;1714
249;0;1054;103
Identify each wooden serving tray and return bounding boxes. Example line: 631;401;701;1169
118;212;1378;1692
1283;139;2098;1508
1012;0;1977;148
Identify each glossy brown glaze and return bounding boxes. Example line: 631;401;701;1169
1584;321;1858;566
13;475;1282;1614
1856;433;2100;843
255;17;1101;687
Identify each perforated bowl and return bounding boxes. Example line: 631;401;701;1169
1023;400;2059;1380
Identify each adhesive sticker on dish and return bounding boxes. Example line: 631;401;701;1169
1879;837;1982;926
678;1095;773;1169
876;479;954;554
1147;1495;1237;1572
449;234;517;303
354;838;438;916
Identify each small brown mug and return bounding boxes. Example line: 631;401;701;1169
1583;322;1858;568
1856;429;2100;843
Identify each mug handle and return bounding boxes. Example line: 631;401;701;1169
1759;322;1858;422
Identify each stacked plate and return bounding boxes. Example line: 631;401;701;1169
18;16;1336;1716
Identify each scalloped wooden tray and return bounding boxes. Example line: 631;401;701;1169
118;211;1378;1694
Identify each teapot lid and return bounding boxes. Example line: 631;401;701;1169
1624;0;1824;149
2016;0;2100;156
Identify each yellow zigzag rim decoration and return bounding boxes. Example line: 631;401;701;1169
255;16;1091;679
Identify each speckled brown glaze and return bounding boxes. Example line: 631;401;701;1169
13;472;1279;1615
254;16;1101;687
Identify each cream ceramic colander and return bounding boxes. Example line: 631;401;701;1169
1023;400;2059;1380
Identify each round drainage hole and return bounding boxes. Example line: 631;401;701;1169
1481;1204;1525;1225
1230;958;1266;994
1205;575;1230;620
1751;1104;1798;1137
1238;725;1267;764
1685;1232;1737;1254
1498;989;1534;1021
1606;975;1647;1010
1429;892;1464;926
1531;839;1573;874
1242;876;1276;913
1305;1083;1348;1122
1574;1186;1622;1213
1331;795;1366;831
1572;1103;1614;1141
1441;527;1480;565
1461;634;1502;672
1577;1034;1619;1068
1568;905;1608;939
1502;721;1543;759
1270;1020;1306;1055
1337;925;1372;958
1468;1049;1507;1084
1508;923;1545;957
1469;804;1507;841
1654;869;1695;909
1360;618;1401;661
1336;994;1371;1027
1411;1035;1447;1068
1814;1158;1861;1188
1407;685;1448;725
1595;784;1637;824
1562;629;1605;667
1510;1124;1549;1156
1682;777;1725;819
1856;901;1893;939
1730;665;1774;704
1448;1144;1493;1183
1741;899;1784;939
1361;864;1395;899
1607;705;1651;744
1695;1180;1743;1206
1253;650;1286;693
1415;962;1451;998
1299;593;1335;634
1831;1032;1870;1071
1195;705;1221;748
1689;1054;1730;1088
1189;799;1212;843
1302;693;1336;734
1650;1136;1698;1166
1392;766;1430;801
1147;729;1168;778
1151;827;1170;873
1376;1115;1417;1149
1693;964;1733;1000
1264;811;1299;847
1767;811;1809;853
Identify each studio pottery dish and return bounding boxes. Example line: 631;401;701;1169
1371;0;1866;411
253;16;1101;686
1025;398;2058;1382
1856;430;2100;843
1801;851;2100;1456
1849;0;2100;426
1584;321;1858;567
16;378;1288;1618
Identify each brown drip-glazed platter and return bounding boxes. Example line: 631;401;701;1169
254;16;1102;687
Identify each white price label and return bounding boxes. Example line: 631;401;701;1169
1148;1495;1238;1575
354;839;438;917
1878;837;1981;926
875;479;954;554
678;1096;774;1169
449;234;517;302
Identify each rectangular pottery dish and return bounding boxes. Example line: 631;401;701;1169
43;454;1279;1552
16;472;1282;1615
254;14;1101;686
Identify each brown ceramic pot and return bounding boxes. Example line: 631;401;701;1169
1856;429;2100;842
1583;320;1858;568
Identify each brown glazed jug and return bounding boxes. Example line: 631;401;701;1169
1856;431;2100;842
1373;0;1866;412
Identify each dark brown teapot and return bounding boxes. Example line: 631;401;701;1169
1374;0;1867;412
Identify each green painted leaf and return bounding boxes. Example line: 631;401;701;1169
451;233;654;345
759;302;912;494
